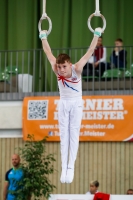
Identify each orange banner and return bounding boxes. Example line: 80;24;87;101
23;96;133;141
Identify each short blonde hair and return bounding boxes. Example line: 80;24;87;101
90;180;99;187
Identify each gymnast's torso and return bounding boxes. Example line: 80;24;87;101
57;65;82;99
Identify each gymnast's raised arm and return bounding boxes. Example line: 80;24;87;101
74;28;102;76
40;31;57;74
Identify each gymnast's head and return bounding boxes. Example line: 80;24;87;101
56;53;72;77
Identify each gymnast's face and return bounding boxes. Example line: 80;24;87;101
57;61;72;78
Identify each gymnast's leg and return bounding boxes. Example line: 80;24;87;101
65;99;83;183
58;99;70;183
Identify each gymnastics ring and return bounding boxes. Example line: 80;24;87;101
38;14;52;35
87;13;106;33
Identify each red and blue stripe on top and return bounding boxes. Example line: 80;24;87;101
58;74;80;92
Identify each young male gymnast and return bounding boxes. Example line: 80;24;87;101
39;27;103;183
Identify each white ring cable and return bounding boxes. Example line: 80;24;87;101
38;0;52;35
88;0;106;33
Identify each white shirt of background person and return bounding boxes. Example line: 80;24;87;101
87;47;107;64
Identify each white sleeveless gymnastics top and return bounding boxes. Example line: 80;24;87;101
57;65;82;99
